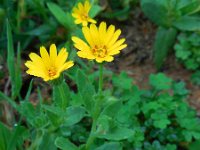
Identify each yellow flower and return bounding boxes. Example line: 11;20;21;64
72;22;127;63
72;1;96;26
25;44;74;81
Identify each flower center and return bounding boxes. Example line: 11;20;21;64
81;13;88;20
92;45;107;58
48;67;57;78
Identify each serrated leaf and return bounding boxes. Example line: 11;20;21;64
149;73;172;90
112;72;133;90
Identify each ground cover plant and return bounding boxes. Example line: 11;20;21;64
1;0;200;150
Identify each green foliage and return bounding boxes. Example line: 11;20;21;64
141;0;200;69
6;20;22;99
174;31;200;71
101;0;139;21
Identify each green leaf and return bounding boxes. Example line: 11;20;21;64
112;72;133;90
7;20;22;98
24;79;33;101
96;116;134;141
189;140;200;150
174;44;191;60
101;97;121;118
55;137;78;150
185;58;199;70
172;81;189;96
42;105;64;127
0;91;18;110
64;106;86;126
97;126;135;141
76;69;96;113
179;1;200;15
153;27;177;69
38;133;57;150
53;81;70;110
141;0;168;26
149;73;172;90
173;16;200;31
7;125;28;150
47;2;75;30
95;142;122;150
191;71;200;85
0;122;11;150
89;4;102;18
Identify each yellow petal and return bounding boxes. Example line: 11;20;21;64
40;46;50;66
72;36;91;52
82;26;95;46
107;38;125;52
84;1;91;13
109;44;127;55
99;22;107;45
90;24;99;45
107;29;121;48
104;25;115;45
56;48;68;68
77;51;95;59
104;56;114;62
50;44;57;62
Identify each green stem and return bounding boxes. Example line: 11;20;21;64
85;63;104;150
98;63;103;96
58;83;67;109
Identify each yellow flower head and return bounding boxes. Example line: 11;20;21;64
25;44;74;81
72;0;96;26
72;22;127;63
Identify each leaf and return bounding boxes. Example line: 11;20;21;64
7;20;22;98
172;81;189;96
112;72;133;90
38;133;57;150
76;69;96;113
149;73;172;90
151;112;171;129
96;116;134;141
53;81;70;110
64;106;86;126
42;105;64;127
141;0;168;26
153;27;177;69
95;142;122;150
101;97;121;118
89;4;102;18
0;122;11;150
47;2;75;30
7;125;28;150
173;16;200;31
179;1;200;15
24;79;33;101
174;44;191;60
55;137;78;150
97;126;135;141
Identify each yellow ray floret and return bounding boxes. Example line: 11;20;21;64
25;44;74;81
72;22;127;63
72;0;96;26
